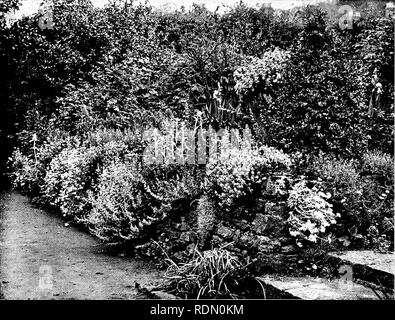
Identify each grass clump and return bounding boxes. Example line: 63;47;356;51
163;246;265;299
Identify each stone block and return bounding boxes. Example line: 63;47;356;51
252;214;287;237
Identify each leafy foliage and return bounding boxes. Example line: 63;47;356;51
164;247;248;299
9;129;75;196
287;180;337;245
3;1;394;259
306;153;394;251
362;150;394;185
86;160;154;243
205;142;290;215
42;145;99;217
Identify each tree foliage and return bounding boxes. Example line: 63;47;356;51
0;1;393;181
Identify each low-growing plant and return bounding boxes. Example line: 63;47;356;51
9;130;75;197
85;160;154;243
37;129;147;219
305;153;393;251
164;246;253;299
85;160;194;244
141;164;202;206
358;176;394;252
306;155;361;241
307;153;360;192
42;144;100;218
287;180;338;246
9;149;40;195
205;144;291;215
362;150;394;185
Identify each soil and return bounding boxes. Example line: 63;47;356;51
0;191;163;300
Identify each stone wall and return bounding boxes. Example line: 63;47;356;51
135;194;300;274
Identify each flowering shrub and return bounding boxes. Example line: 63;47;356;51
306;153;393;251
358;176;394;252
234;48;290;96
142;164;202;205
9;130;76;197
9;149;40;195
85;159;203;246
308;154;360;194
306;155;361;242
362;150;394;185
205;144;291;214
42;145;99;218
36;127;150;220
287;180;337;245
86;160;164;243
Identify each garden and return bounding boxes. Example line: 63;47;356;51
0;0;394;299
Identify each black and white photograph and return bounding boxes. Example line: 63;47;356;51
0;0;394;308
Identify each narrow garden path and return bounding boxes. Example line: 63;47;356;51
0;191;163;300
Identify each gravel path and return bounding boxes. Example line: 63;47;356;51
0;191;163;300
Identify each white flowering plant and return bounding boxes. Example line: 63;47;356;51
9;149;40;195
86;160;186;244
205;143;291;215
234;48;290;96
42;145;99;218
9;130;76;197
287;180;338;246
86;160;149;243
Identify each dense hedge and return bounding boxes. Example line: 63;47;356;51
1;0;394;280
1;1;393;162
